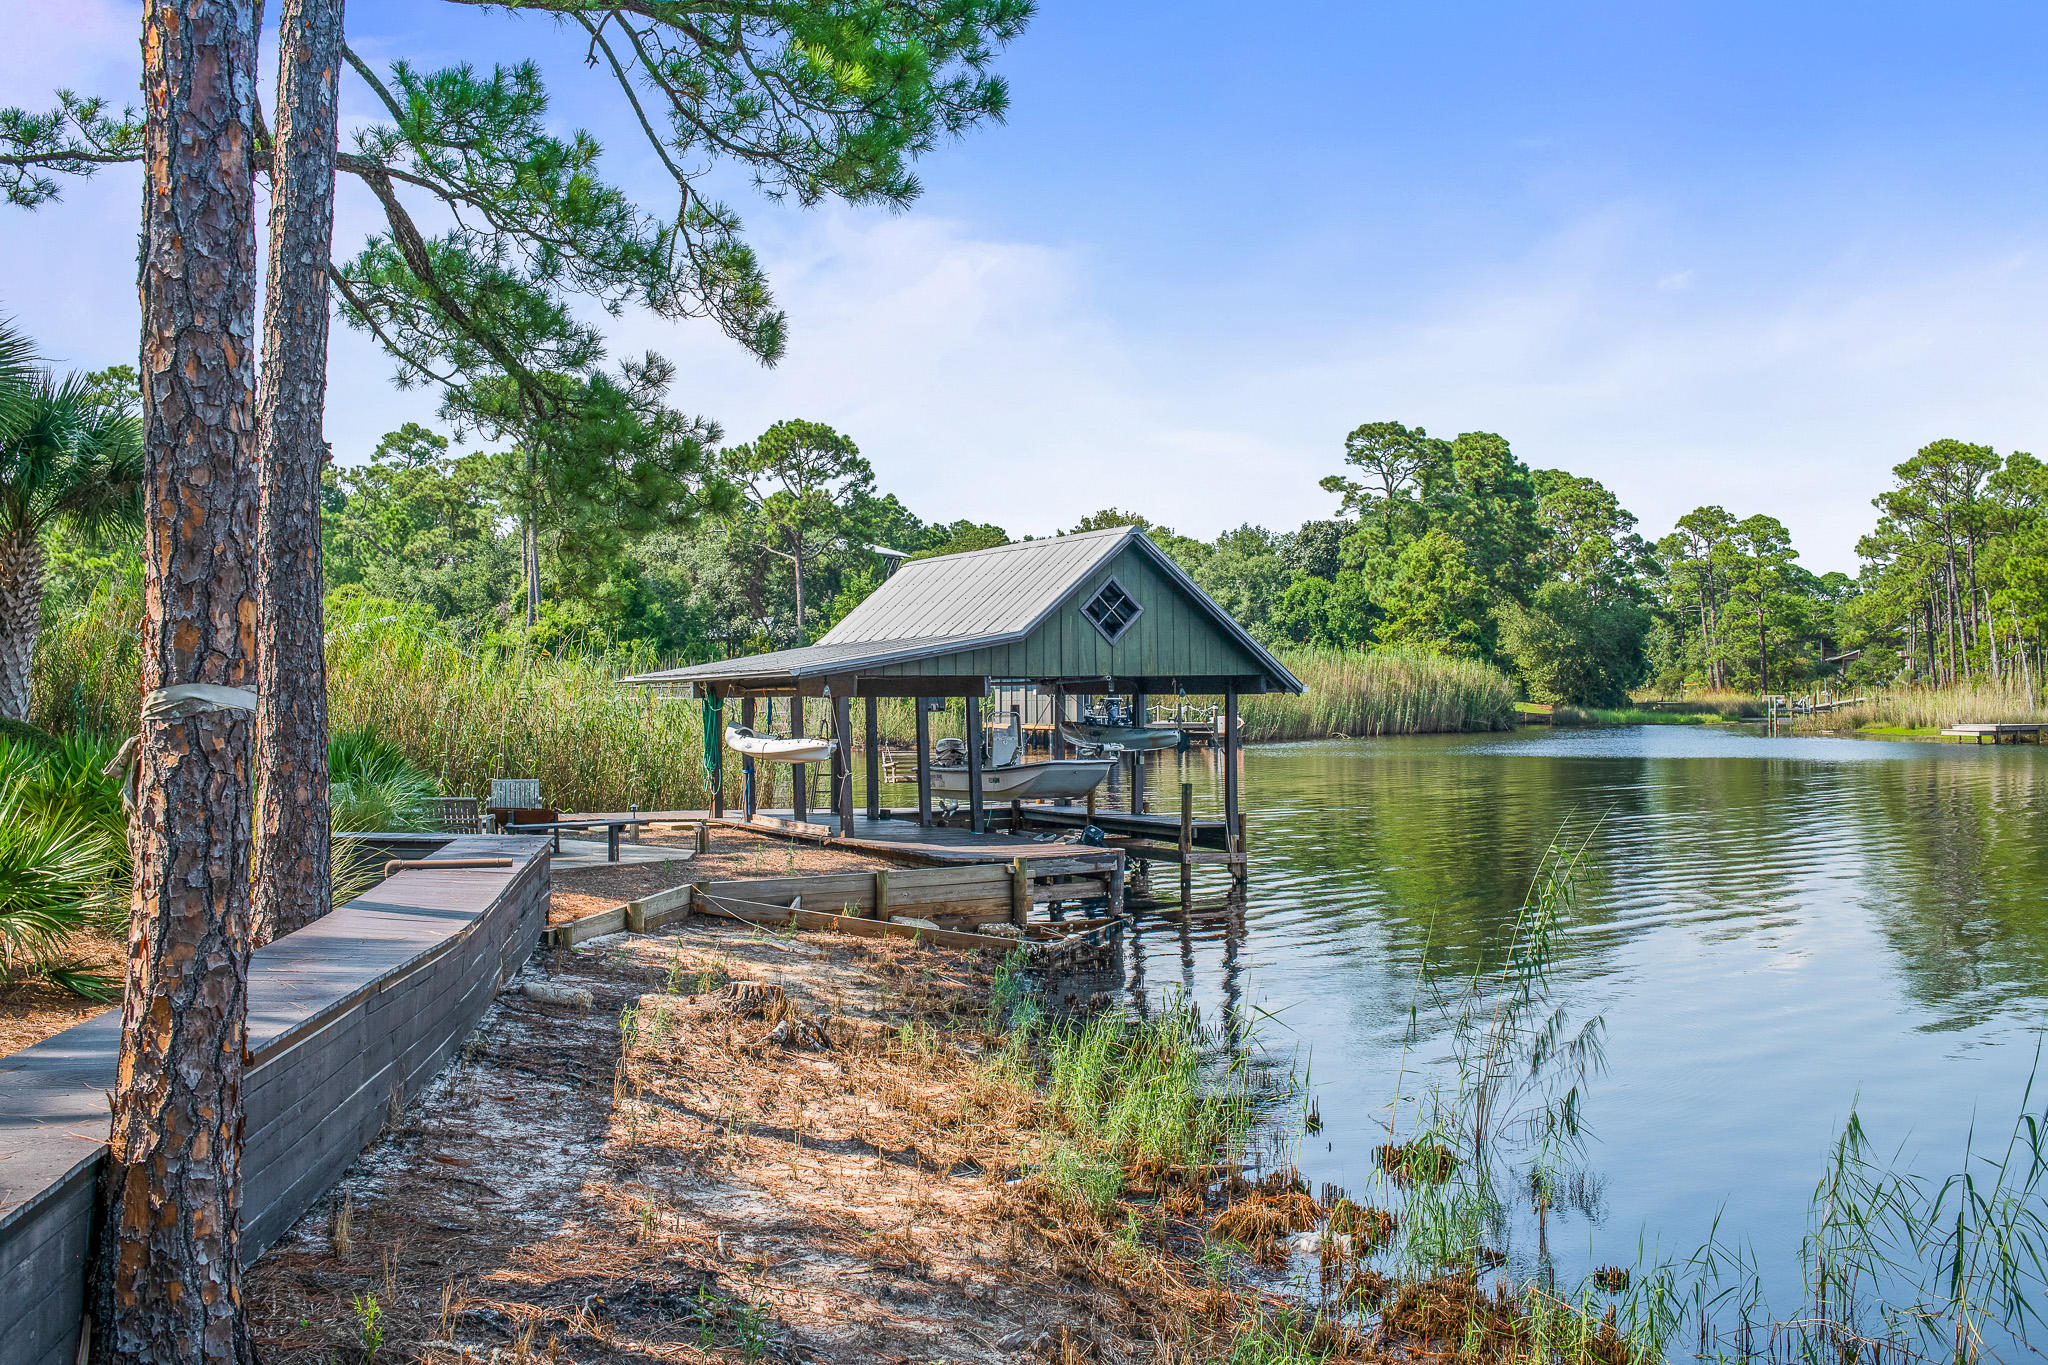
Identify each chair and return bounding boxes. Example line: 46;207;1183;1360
429;797;482;835
487;778;554;834
491;779;542;809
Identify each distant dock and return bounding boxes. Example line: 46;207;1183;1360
1940;723;2046;744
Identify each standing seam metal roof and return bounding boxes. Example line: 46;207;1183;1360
817;526;1130;644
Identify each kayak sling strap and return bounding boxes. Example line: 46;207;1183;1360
701;691;724;786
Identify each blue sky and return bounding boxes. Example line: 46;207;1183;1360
8;2;2048;571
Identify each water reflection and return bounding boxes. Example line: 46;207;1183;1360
1092;726;2048;1312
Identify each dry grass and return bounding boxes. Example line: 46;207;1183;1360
1802;679;2048;731
241;923;1265;1365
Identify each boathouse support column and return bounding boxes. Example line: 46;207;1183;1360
739;696;757;819
1224;683;1244;885
965;692;986;834
1132;688;1147;816
791;695;808;823
1051;684;1070;807
864;695;881;819
708;685;726;819
915;701;933;827
833;689;856;835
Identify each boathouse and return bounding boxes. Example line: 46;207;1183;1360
623;524;1304;840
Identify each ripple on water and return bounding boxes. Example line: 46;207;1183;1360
1111;726;2048;1323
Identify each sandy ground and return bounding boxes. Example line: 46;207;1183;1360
243;919;1183;1365
549;829;903;927
0;929;121;1057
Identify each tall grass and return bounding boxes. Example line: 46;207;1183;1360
1241;648;1518;742
1806;679;2048;732
324;598;731;812
28;575;143;739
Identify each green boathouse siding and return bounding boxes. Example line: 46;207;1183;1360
861;543;1267;684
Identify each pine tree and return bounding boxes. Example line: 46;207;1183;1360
97;2;263;1360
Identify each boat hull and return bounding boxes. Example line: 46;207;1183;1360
1058;722;1182;752
725;726;836;764
929;759;1112;800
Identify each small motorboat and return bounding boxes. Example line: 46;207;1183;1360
725;725;836;764
928;757;1113;800
927;712;1111;800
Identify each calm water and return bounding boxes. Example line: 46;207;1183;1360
1065;726;2048;1310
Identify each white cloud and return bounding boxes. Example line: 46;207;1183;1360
3;5;2043;575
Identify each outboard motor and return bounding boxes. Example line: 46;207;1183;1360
934;736;967;766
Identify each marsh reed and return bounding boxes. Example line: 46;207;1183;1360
1241;648;1519;741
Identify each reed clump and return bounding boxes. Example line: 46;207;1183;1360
1804;679;2048;731
1241;648;1518;741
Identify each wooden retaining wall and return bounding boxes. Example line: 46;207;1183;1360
0;835;553;1365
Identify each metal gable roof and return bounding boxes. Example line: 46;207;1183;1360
622;524;1305;693
817;526;1131;644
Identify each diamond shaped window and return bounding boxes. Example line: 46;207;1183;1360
1081;577;1143;643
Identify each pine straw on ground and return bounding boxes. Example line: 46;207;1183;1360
0;927;121;1057
241;918;1624;1365
548;829;907;927
242;921;1245;1365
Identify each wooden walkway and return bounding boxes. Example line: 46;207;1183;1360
723;810;1123;874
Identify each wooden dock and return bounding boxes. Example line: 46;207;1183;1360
1940;723;2046;744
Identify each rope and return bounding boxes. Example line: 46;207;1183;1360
101;684;259;812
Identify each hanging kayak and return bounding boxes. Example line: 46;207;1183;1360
725;726;836;764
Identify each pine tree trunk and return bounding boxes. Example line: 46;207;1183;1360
253;0;343;943
0;531;46;722
793;550;806;645
97;1;262;1360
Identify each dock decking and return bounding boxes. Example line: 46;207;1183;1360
722;809;1125;873
1940;723;2046;743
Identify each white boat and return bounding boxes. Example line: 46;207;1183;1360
928;712;1112;800
725;725;836;764
929;759;1112;800
1058;720;1181;752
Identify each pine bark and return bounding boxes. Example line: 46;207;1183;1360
0;531;46;721
96;1;262;1361
253;0;344;942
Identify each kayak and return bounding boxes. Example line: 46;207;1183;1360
725;726;836;764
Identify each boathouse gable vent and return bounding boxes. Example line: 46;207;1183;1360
1081;575;1143;644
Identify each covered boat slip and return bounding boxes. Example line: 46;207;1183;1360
623;526;1304;884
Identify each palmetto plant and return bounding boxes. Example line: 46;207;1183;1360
0;774;119;997
0;316;144;720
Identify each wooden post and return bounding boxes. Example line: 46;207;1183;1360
1131;688;1147;816
864;694;881;820
791;694;808;823
834;691;855;835
915;701;933;828
1179;780;1195;906
739;695;757;819
1223;683;1243;884
873;869;889;921
695;821;710;855
1051;684;1071;807
965;692;987;833
1010;798;1023;832
1086;788;1097;823
708;684;726;819
1010;857;1029;927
